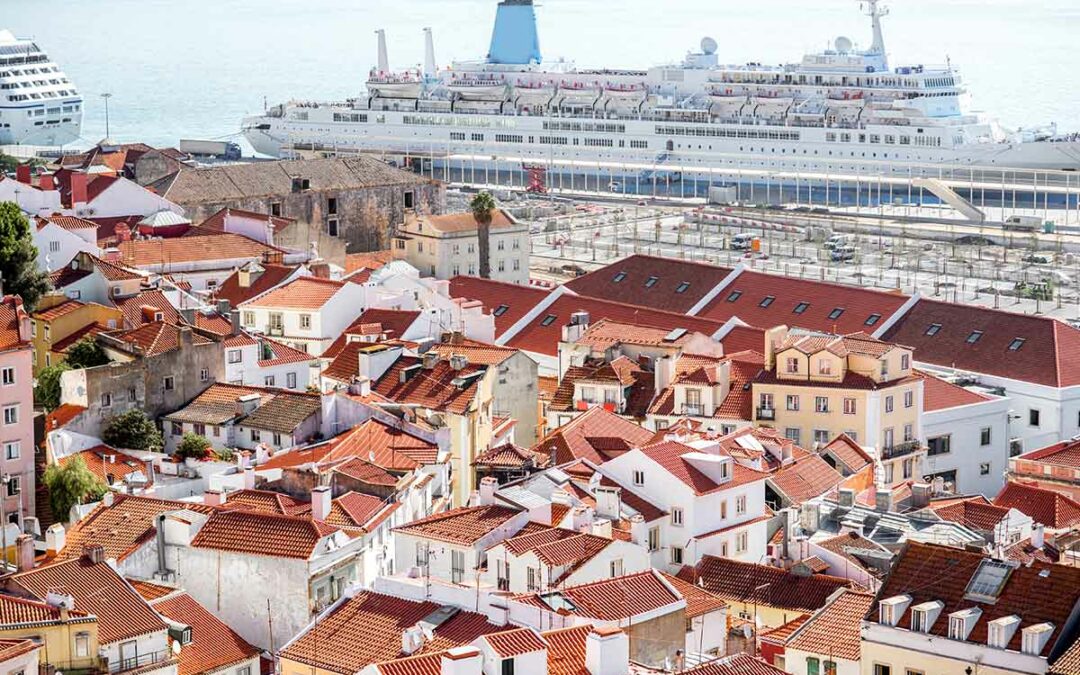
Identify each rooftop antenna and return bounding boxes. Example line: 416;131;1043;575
423;28;436;79
375;29;389;73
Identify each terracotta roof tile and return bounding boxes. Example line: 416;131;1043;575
690;556;852;613
0;594;92;627
639;441;768;495
530;407;654;466
917;370;993;411
993;481;1080;529
108;321;211;356
481;627;547;658
786;590;874;661
113;290;180;328
191;510;339;559
223;489;308;516
58;446;148;487
243;276;346;310
127;579;178;602
8;557;166;644
370;357;484;415
517;570;680;621
820;434;873;473
118;233;283;268
1018;439;1080;470
151;592;261;675
214;264;297;308
699;270;909;335
432;337;517;366
883;298;1080;387
51;321;111;353
329;457;400;487
345;250;395;274
0;297;28;352
324;309;422;359
473;443;536;470
408;209;517;234
681;654;788;675
814;531;890;574
45;403;86;432
766;451;845;505
33;297;85;321
394;505;521;546
759;614;811;645
566;255;735;314
931;499;1011;531
238;391;322;434
572;318;712;351
261;418;439;473
279;591;508;674
543;625;591;675
447;277;550;338
0;638;40;663
660;572;728;618
258;337;313;366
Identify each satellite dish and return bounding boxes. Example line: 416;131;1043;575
835;36;853;54
700;37;718;55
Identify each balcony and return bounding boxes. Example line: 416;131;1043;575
880;440;923;460
756;407;776;421
108;650;174;674
265;324;284;337
682;403;707;417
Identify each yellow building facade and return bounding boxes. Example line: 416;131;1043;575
30;296;123;373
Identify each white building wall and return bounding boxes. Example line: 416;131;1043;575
923;395;1012;496
34;223;101;272
685;609;727;657
784;648;859;675
76;178;183;219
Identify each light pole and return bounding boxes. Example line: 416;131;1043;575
101;92;113;139
0;473;9;572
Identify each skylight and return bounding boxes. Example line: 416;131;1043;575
865;313;882;326
540;314;557;327
793;301;810;314
828;308;845;320
966;330;983;344
645;276;659;288
727;290;742;302
493;304;510;317
675;281;690;294
1008;338;1026;351
925;323;942;336
759;295;775;308
964;559;1016;601
612;272;627;283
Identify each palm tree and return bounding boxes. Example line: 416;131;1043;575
470;191;496;279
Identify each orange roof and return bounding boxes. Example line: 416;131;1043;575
8;556;166;644
785;590;873;661
0;594;93;626
127;579;178;602
152;592;259;675
0;296;28;352
46;403;86;432
108;321;211;356
214;263;297;307
482;627;547;658
280;591;508;674
190;510;339;559
918;370;993;411
323;308;421;359
766;450;845;505
515;570;681;621
345;250;395;274
370;357;485;415
118;233;282;267
821;433;873;473
39;214;98;231
33;297;85;321
260;418;440;472
930;499;1011;531
682;654;789;675
447;276;551;337
543;625;592;675
409;209;516;234
58;446;148;487
222;489;308;516
687;556;853;614
113;290;180;328
529;406;654;466
432;337;517;366
244;275;346;310
639;440;768;495
660;572;728;618
993;481;1080;529
394;505;521;545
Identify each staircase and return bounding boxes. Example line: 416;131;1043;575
912;177;985;222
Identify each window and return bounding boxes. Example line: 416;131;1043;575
885;395;894;413
671;508;684;526
163;376;175;391
925;323;941;336
1029;409;1040;427
980;462;991;475
171;421;183;436
814;429;831;446
648;526;660;552
843;397;856;415
865;313;882;326
644;276;659;288
270;202;281;217
966;330;983;344
928;435;951;456
452;550;466;585
633;470;645;486
227;349;242;364
128;388;137;402
300;314;312;329
49;240;60;253
0;368;13;386
793;301;810;314
965;559;1015;601
824;662;837;675
675;281;690;294
3;442;18;461
242;311;255;326
6;476;18;497
43;325;50;342
200;368;209;382
784;428;801;445
609;558;623;577
250;429;261;442
807;658;820;675
404;191;414;209
727;290;742;302
785;357;800;374
100;393;112;408
273;433;282;446
904;390;913;408
785;395;799;411
501;659;515;675
74;632;90;657
194;423;206;436
815;396;829;413
670;546;683;565
2;406;17;426
264;375;276;387
327;219;338;237
735;531;748;553
736;495;747;515
873;666;891;675
828;308;844;320
900;354;910;370
539;314;557;327
1008;337;1026;351
759;295;775;308
327;197;337;215
720;500;728;519
818;358;832;375
287;372;297;389
980;427;992;446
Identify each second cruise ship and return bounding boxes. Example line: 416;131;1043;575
0;29;82;147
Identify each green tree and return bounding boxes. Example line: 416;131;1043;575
34;363;71;411
102;409;163;452
65;337;110;369
470;191;496;279
41;455;107;522
176;433;211;461
0;202;50;310
0;154;19;175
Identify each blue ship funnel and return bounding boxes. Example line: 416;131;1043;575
487;0;541;65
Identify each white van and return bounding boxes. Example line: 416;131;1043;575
731;233;757;250
824;233;853;250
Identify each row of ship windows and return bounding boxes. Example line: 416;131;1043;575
1;77;71;89
23;105;80;117
0;64;60;77
8;89;77;101
541;121;627;133
448;131;648;149
824;132;945;147
0;55;51;67
656;125;801;141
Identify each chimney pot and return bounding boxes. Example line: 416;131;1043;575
311;485;332;522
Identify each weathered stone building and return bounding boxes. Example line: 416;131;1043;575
147;157;444;252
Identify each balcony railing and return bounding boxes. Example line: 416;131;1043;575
108;650;172;674
756;407;776;421
266;324;284;337
682;403;706;417
880;440;922;460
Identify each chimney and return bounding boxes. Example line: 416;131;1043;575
311;485;332;521
1032;523;1045;549
838;487;855;508
401;625;425;656
585;626;628;675
114;223;132;243
478;476;498;506
229;309;241;336
423;351;439;370
15;534;34;572
238;267;253;288
216;299;232;315
15;164;31;184
237;393;261;416
45;523;66;556
571;506;593;532
39;174;55;191
875;488;893;513
629;514;647;547
103;492;114;507
911;482;931;509
178;325;193;348
439;646;482;675
594;486;621;521
204;489;226;507
309;261;330;279
83;545;105;564
70;172;88;208
45;592;74;622
561;311;590;343
243;466;256;490
654;354;676;397
450;354;469;371
590;518;613;539
178;307;196;325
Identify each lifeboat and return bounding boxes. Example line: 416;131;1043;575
366;70;422;99
513;79;557;100
559;80;602;97
826;90;867;107
603;82;648;99
447;73;509;100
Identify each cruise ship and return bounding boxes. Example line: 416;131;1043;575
0;30;82;147
243;0;1080;199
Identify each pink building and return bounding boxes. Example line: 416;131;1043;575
0;296;35;530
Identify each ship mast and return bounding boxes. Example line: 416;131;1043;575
864;0;889;65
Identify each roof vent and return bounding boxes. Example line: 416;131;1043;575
400;363;423;383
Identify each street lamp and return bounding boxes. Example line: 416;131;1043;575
101;92;113;139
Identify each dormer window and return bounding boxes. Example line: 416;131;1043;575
925;323;941;336
644;276;659;288
966;330;983;344
759;295;775;308
793;301;810;314
988;615;1020;649
865;313;882;326
878;595;912;627
1021;622;1054;656
727;290;742;302
909;600;943;633
948;608;982;641
612;271;627;283
828;308;844;320
675;281;690;294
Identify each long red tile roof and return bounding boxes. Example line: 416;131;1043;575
0;296;28;352
393;505;521;545
993;481;1080;529
279;591;508;674
243;275;346;310
58;446;147;487
639;440;768;495
543;625;592;675
448;276;550;337
784;590;874;662
481;627;547;658
214;264;297;308
259;418;440;472
698;270;909;334
1017;438;1080;470
118;233;282;268
152;592;259;675
0;594;92;627
687;556;852;613
917;370;994;411
324;309;422;359
190;510;339;559
529;406;654;465
930;499;1011;531
883;298;1080;387
766;450;845;505
682;654;788;675
516;570;681;621
566;254;734;314
371;357;484;415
